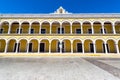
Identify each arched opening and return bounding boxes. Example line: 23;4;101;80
73;39;82;53
18;39;27;52
0;22;9;34
104;22;113;34
106;39;116;53
83;22;92;34
93;22;102;34
41;22;50;34
29;39;38;53
40;39;49;53
10;22;19;34
51;22;60;34
118;40;120;53
84;39;94;53
62;21;70;34
0;39;6;52
21;22;29;34
72;22;81;34
7;39;17;52
62;39;71;53
95;39;105;53
31;22;40;34
115;21;120;34
51;39;60;53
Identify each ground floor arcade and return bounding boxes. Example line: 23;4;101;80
0;38;119;54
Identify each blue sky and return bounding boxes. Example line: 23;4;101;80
0;0;120;13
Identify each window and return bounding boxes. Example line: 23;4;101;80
30;29;34;34
101;29;106;34
76;29;81;34
88;29;92;34
41;29;46;34
16;29;19;34
57;28;64;34
58;28;60;34
0;29;3;34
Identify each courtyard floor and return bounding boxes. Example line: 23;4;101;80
0;56;120;80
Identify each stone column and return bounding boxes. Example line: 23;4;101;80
70;23;72;34
93;43;96;53
71;43;73;53
28;23;31;34
18;23;21;34
115;44;119;54
82;43;84;54
49;43;51;54
81;23;83;34
8;24;11;34
60;24;62;34
15;42;19;53
91;24;94;34
39;24;41;34
38;42;40;53
102;24;105;34
4;41;8;53
104;42;108;54
59;41;62;53
50;23;52;34
112;24;116;34
27;43;29;53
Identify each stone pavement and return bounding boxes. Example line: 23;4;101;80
0;57;120;80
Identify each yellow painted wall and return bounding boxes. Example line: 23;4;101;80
62;23;70;33
0;40;6;52
83;25;91;34
30;40;38;52
41;24;50;34
104;24;113;33
118;41;120;51
31;24;40;33
96;40;103;53
2;25;8;33
93;24;101;33
52;24;60;33
11;24;19;33
115;25;120;34
19;40;27;52
64;40;71;52
7;40;16;52
51;40;58;52
107;40;116;53
84;40;92;52
21;24;29;33
41;40;49;52
72;26;80;33
73;40;81;52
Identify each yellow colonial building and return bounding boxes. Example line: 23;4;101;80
0;7;120;54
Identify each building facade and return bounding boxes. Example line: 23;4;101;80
0;7;120;54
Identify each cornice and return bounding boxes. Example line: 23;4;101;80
0;13;120;19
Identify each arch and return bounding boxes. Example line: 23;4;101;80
51;21;60;34
82;21;92;34
93;21;102;34
40;39;49;53
51;39;60;53
21;22;30;34
72;21;81;34
84;39;94;53
104;21;113;34
95;39;105;53
31;22;40;34
0;39;6;52
106;39;116;53
73;39;82;53
41;21;50;34
28;39;38;53
62;39;71;53
62;21;71;34
7;39;17;52
10;22;19;34
0;21;9;34
18;39;28;52
115;21;120;34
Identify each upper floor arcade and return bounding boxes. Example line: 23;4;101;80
0;20;120;35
